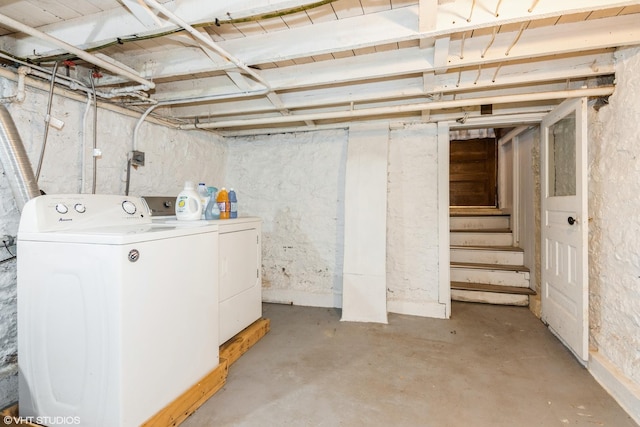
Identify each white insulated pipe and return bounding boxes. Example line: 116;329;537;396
0;12;155;90
178;86;615;130
0;67;174;128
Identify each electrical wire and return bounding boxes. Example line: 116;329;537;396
1;1;338;64
3;240;14;256
1;240;16;264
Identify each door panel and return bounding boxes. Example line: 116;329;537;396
450;138;497;206
541;98;588;364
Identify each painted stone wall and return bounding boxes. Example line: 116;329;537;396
224;130;348;308
387;123;441;315
226;124;445;315
0;77;225;408
588;46;640;387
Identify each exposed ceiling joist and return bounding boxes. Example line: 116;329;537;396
0;0;635;134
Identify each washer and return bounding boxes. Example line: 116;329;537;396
17;194;219;427
144;196;262;344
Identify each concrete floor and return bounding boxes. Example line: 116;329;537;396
182;302;637;427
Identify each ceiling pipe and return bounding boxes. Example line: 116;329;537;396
142;0;271;91
0;12;155;90
178;86;615;130
0;68;176;129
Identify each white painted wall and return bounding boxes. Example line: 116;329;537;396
223;130;348;308
225;123;447;319
514;128;540;313
498;138;514;214
387;123;445;318
0;76;225;408
587;46;640;418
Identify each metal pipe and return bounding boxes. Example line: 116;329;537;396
0;12;155;90
0;52;91;93
0;57;152;102
81;90;92;193
90;72;98;194
179;86;615;130
143;0;271;90
0;67;177;128
0;105;40;211
34;61;59;182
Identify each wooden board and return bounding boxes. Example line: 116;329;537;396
0;404;41;426
451;281;536;295
141;360;229;427
220;318;271;366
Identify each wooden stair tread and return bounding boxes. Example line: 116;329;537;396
451;281;536;295
450;228;512;233
451;261;530;272
450;245;523;252
450;208;505;216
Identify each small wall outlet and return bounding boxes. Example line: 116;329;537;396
132;151;145;167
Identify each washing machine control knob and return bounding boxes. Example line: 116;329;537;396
74;203;86;213
122;200;137;215
55;203;68;214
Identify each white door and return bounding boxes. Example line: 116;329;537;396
541;97;589;364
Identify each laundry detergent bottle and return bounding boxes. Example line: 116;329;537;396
175;181;203;220
217;187;229;219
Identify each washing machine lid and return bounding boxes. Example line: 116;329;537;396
19;222;218;244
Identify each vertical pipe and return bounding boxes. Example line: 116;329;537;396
34;61;58;182
89;72;98;194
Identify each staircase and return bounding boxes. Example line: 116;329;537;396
450;208;535;306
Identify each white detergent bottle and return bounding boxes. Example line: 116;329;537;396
175;181;202;220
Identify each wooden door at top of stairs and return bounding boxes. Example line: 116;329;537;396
450;138;497;207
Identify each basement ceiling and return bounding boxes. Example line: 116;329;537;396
0;0;638;135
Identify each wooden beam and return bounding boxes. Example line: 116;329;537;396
433;36;450;73
419;0;438;48
220;318;271;366
141;361;229;427
165;52;612;119
0;0;332;58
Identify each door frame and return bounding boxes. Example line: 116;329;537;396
444;104;589;353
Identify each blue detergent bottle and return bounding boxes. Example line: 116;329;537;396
229;188;238;218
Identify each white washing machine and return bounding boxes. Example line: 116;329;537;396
144;196;262;344
17;194;220;427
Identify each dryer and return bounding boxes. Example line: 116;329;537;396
17;194;219;427
144;196;262;344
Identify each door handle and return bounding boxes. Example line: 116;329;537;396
567;216;576;225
